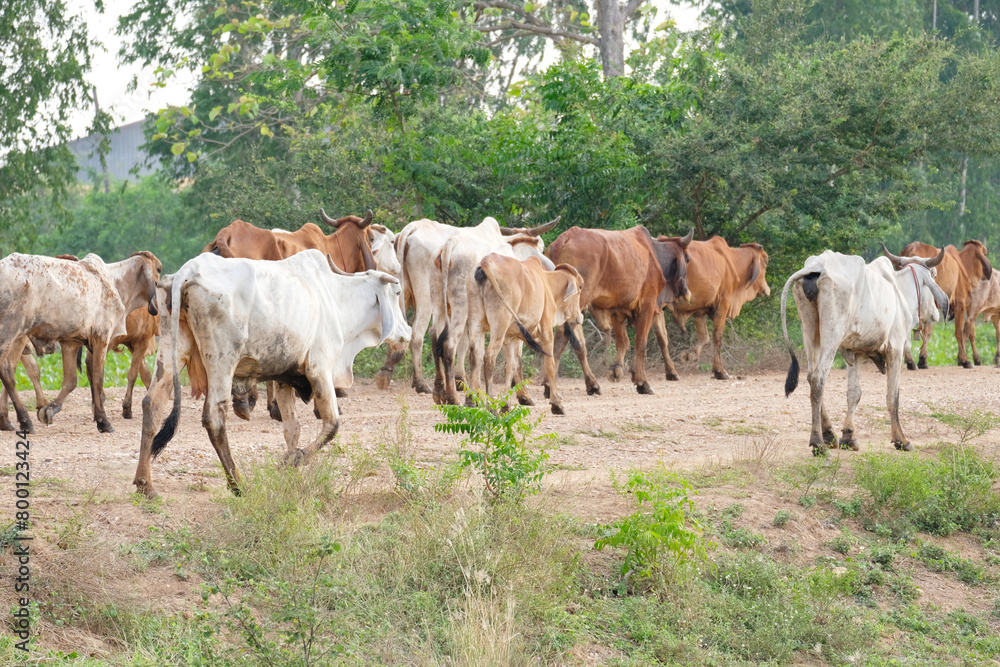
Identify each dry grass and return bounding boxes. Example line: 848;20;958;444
728;432;787;473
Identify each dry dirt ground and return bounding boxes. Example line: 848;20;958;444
3;363;1000;657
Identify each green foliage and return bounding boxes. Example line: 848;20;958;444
915;542;989;586
773;509;792;527
595;468;710;586
434;388;552;503
853;445;1000;538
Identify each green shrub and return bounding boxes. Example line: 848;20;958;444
773;510;792;527
853;446;1000;538
435;388;552;504
595;468;710;588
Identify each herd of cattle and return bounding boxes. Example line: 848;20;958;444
0;210;995;497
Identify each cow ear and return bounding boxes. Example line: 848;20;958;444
747;256;761;288
377;293;395;345
563;279;578;301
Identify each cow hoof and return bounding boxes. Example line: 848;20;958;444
905;360;917;371
918;356;928;369
0;419;14;432
822;429;838;448
712;370;731;380
840;438;859;451
517;394;535;406
586;383;601;396
666;372;679;381
267;401;283;422
974;358;982;367
464;395;477;407
960;360;973;369
455;377;468;391
134;482;159;500
681;351;696;363
811;445;829;458
636;382;654;395
445;394;459;406
38;404;59;425
375;370;392;391
893;441;913;452
97;420;114;434
284;448;307;467
551;403;565;415
994;355;1000;367
610;363;624;381
413;380;432;395
543;385;550;399
233;399;252;422
432;391;446;405
121;404;133;420
335;388;349;398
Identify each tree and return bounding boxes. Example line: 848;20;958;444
0;0;107;252
474;0;658;77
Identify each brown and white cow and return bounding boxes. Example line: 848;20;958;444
466;254;585;414
899;240;992;369
654;237;771;380
545;226;692;395
0;251;161;433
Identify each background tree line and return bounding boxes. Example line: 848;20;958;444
6;0;1000;333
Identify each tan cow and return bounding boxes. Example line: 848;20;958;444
467;254;585;414
0;251;161;433
967;270;1000;366
900;240;992;368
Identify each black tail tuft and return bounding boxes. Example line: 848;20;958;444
474;266;487;285
518;322;548;356
784;352;800;397
434;325;449;361
151;373;181;459
565;322;581;352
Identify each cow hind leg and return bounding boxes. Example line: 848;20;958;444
264;381;283;421
39;343;81;426
886;357;910;451
121;347;144;419
992;314;1000;366
292;377;339;466
610;316;629;383
275;384;303;464
376;340;406;391
88;341;115;433
916;322;931;369
806;360;836;455
509;342;534;406
709;308;731;380
409;308;434;395
840;364;861;451
630;308;656;395
652;313;679;381
203;390;241;494
0;355;27;433
21;352;47;410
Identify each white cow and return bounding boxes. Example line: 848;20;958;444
781;247;948;454
388;216;559;397
132;250;411;498
0;251;161;434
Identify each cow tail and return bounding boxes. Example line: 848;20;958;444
565;322;582;352
480;257;547;357
152;273;185;458
781;268;815;397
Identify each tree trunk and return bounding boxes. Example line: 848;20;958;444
596;0;625;78
92;88;110;195
975;0;980;21
932;0;937;31
959;155;969;217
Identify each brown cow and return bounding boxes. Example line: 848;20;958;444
654;237;771;380
900;240;992;368
203;209;379;419
967;270;1000;366
466;254;585;414
545;226;692;395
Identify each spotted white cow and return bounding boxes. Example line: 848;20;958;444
132;250;410;498
781;247;948;454
0;251;161;434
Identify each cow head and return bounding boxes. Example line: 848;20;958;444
326;254;411;345
962;239;993;281
740;243;772;298
552;263;585;326
650;229;693;306
131;251;163;316
370;224;402;277
320;208;377;272
508;235;556;270
882;245;950;321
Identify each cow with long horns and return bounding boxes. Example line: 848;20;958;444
781;246;948;454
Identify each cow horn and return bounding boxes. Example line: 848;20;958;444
360;209;374;229
377;272;399;285
679;228;694;247
326;254;352;276
527;216;561;237
319;208;340;227
881;244;905;268
923;246;946;269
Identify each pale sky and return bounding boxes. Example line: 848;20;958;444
71;0;703;140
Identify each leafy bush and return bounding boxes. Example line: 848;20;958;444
434;388;552;504
595;468;709;588
853;446;1000;538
